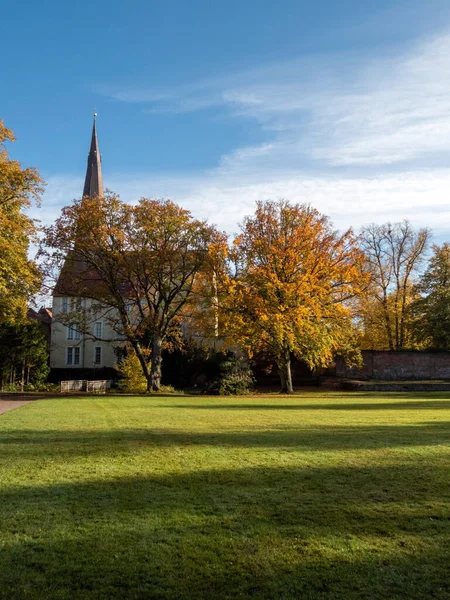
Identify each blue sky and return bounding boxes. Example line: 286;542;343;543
3;0;450;237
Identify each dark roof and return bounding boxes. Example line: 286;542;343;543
27;306;52;325
82;115;104;199
53;255;108;298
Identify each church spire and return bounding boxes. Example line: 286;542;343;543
82;114;104;199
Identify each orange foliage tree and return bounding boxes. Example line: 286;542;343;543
44;194;220;391
0;120;44;322
222;200;368;393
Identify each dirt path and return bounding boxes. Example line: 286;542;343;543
0;400;33;415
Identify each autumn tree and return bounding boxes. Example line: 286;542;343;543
223;200;368;393
357;285;421;350
359;221;430;350
185;236;229;346
0;120;44;322
410;243;450;349
43;193;219;391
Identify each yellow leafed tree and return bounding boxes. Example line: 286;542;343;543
359;221;429;350
222;200;369;393
0;121;44;322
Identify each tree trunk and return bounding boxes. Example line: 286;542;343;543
277;347;293;394
151;336;163;392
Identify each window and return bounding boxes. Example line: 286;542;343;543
62;297;78;313
66;347;81;366
94;321;103;339
67;324;80;340
94;346;102;365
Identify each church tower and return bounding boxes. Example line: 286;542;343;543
50;116;116;376
82;114;104;199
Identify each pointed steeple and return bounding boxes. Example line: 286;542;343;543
82;114;104;199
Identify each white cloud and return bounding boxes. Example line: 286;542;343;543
41;27;450;240
104;168;450;238
213;31;450;169
39;165;450;240
102;29;450;169
311;35;450;166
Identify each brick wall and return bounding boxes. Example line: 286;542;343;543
336;351;450;381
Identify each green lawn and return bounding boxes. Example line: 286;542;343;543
1;393;450;599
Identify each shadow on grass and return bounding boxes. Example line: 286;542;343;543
1;422;450;459
167;399;450;411
1;464;450;599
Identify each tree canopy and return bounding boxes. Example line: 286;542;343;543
410;243;450;350
0;321;49;390
359;221;429;350
0;120;44;322
44;193;221;391
220;200;368;393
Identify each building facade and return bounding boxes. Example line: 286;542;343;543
50;297;121;371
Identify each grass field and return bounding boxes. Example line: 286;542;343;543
1;392;450;599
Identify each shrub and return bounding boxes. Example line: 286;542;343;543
1;383;19;392
155;384;178;395
26;382;61;392
115;351;147;393
204;352;254;395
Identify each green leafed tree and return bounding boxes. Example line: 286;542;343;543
0;321;49;390
410;243;450;349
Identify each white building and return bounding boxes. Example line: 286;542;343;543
50;297;121;371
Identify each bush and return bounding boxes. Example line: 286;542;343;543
203;352;254;395
115;351;147;393
155;384;178;395
0;383;19;392
0;382;60;393
115;349;180;394
24;383;60;392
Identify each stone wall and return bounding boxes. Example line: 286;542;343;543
336;350;450;381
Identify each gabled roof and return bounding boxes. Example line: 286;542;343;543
27;306;52;324
53;255;108;298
